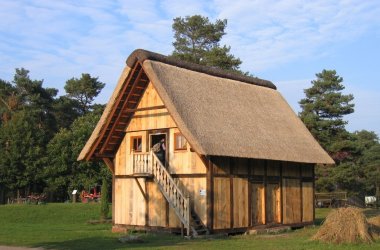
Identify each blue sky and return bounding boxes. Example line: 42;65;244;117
1;0;379;135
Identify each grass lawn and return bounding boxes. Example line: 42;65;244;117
0;204;379;250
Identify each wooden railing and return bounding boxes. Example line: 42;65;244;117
132;152;152;175
131;151;191;235
150;151;191;236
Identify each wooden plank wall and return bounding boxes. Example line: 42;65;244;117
114;84;208;228
210;157;315;231
113;80;316;231
282;178;301;224
233;177;248;228
126;82;176;132
114;178;146;226
114;135;127;175
266;183;281;223
251;183;265;225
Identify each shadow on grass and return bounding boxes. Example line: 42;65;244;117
313;218;325;226
363;208;380;218
32;234;184;250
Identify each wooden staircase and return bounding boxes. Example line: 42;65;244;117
133;151;209;236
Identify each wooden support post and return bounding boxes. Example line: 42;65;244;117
264;160;268;225
166;200;169;227
312;164;316;223
230;157;234;229
102;157;115;224
300;164;303;222
206;156;214;231
112;175;115;224
145;180;149;227
248;159;252;227
186;196;191;236
280;162;283;224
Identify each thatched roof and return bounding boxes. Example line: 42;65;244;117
78;49;334;164
126;49;276;90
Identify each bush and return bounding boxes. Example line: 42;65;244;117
100;177;109;220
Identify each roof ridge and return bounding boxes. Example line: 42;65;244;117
126;49;277;90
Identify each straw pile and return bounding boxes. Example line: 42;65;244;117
312;207;373;244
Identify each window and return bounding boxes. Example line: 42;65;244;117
131;136;142;152
174;133;187;150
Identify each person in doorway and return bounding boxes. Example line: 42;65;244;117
152;138;166;165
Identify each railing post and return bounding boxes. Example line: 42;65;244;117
132;150;135;174
150;150;153;175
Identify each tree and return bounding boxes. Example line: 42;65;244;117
362;144;380;194
171;15;244;73
299;69;354;157
45;109;110;201
0;79;17;124
0;111;48;197
52;96;81;129
299;70;356;194
64;73;105;114
0;69;59;200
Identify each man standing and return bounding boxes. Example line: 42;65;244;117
152;138;166;165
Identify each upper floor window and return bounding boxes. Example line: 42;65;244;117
174;133;187;150
131;136;142;152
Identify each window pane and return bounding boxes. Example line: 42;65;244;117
132;137;142;152
175;133;187;150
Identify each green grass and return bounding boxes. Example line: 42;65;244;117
0;204;379;250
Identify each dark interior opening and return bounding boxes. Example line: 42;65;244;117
150;134;166;149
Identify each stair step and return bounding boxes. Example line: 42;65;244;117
196;229;208;233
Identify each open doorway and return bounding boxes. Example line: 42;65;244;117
149;132;168;166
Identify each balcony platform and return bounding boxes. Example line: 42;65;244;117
132;173;153;178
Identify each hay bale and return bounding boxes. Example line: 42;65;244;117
312;207;373;244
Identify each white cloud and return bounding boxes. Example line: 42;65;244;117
276;78;380;136
213;0;380;72
0;0;379;134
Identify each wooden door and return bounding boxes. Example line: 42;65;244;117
149;130;168;166
251;183;265;225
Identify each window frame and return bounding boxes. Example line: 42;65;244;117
130;136;142;152
174;132;187;151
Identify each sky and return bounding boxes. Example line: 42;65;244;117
0;0;379;135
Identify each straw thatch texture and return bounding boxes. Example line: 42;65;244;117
312;207;373;244
143;60;334;164
77;66;130;161
126;49;276;90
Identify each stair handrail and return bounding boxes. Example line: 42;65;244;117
150;150;191;235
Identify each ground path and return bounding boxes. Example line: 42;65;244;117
0;246;44;250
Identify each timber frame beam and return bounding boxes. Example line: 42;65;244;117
99;63;145;154
86;63;141;160
125;105;166;113
102;157;115;174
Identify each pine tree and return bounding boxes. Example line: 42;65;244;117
64;73;105;114
299;69;354;155
171;15;244;73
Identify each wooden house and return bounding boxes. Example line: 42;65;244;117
78;49;334;236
